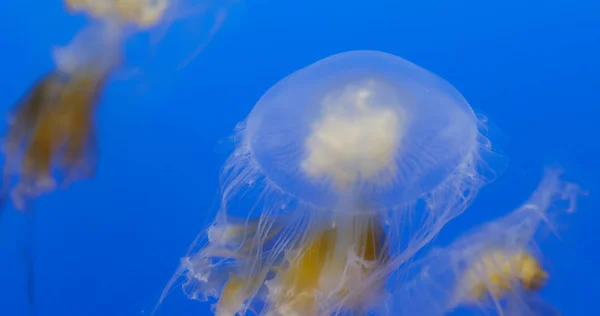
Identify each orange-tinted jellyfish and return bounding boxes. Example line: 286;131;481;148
1;60;110;316
2;21;122;210
0;21;122;315
2;70;106;209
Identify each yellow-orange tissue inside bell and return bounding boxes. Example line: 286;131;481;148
215;272;265;316
265;216;388;315
2;70;105;209
462;250;548;302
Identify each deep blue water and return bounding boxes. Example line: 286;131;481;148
0;0;598;315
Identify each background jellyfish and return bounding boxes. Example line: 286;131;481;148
156;50;505;315
393;167;583;315
5;0;240;206
2;1;239;313
2;0;187;211
65;0;240;85
2;23;122;210
0;20;123;316
1;2;168;313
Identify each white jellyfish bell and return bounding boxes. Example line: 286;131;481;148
156;50;506;315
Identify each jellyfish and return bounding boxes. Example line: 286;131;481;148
2;22;123;211
0;18;125;316
3;1;234;312
64;0;238;77
156;50;505;315
392;167;583;315
4;0;238;205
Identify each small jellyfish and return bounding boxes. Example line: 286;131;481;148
156;50;504;315
393;167;583;315
2;22;122;210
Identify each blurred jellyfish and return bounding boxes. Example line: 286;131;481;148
64;0;238;77
3;1;235;313
1;22;122;210
0;14;125;316
393;167;584;315
3;0;222;209
156;50;505;315
64;0;169;29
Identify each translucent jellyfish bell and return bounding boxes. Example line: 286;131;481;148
241;50;505;267
157;50;504;315
393;167;584;315
64;0;239;81
247;50;502;209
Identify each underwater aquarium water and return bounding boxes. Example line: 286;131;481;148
0;0;598;315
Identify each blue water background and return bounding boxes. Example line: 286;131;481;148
0;0;598;315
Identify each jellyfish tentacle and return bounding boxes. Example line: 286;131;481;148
23;207;37;316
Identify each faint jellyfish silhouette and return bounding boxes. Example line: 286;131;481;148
156;50;505;315
2;22;123;210
393;166;584;315
3;0;232;208
64;0;239;83
0;14;127;316
2;1;234;314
